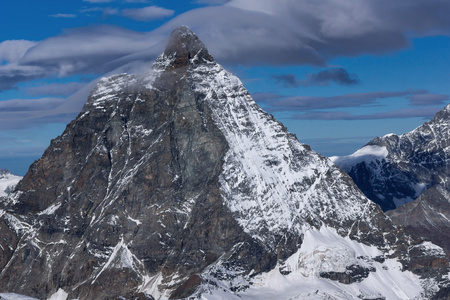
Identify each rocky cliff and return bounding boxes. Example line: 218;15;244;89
387;184;450;256
0;26;448;300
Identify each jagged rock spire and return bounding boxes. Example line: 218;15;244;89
163;25;214;68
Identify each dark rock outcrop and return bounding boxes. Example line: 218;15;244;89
319;264;375;284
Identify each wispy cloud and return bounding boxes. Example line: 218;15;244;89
0;63;52;91
0;40;37;63
26;82;88;97
49;14;77;18
254;89;449;120
272;74;298;87
0;82;95;129
0;98;65;113
80;7;119;17
79;5;173;21
408;93;450;106
252;92;283;104
18;25;160;78
1;0;449;92
123;0;149;3
307;68;360;86
122;6;175;21
291;107;442;121
193;0;231;5
264;90;427;111
83;0;115;3
273;68;360;87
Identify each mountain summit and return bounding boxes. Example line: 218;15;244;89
0;26;448;300
164;25;214;68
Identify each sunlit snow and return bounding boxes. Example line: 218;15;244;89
330;145;388;172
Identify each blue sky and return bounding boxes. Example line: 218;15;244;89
1;0;449;175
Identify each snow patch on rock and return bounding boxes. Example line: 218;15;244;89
48;288;68;300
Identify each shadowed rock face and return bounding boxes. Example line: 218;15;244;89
387;184;450;257
0;26;448;299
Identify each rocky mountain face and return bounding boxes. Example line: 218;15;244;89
331;104;450;265
387;184;450;256
0;169;22;198
332;104;450;212
0;27;449;300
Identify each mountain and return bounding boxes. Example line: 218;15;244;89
386;184;450;256
331;104;450;212
0;26;448;300
0;169;22;198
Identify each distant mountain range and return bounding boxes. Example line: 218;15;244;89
0;27;448;299
332;104;450;211
332;104;450;258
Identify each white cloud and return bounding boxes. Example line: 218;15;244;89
155;0;450;64
1;0;449;91
49;14;77;18
0;40;37;63
0;63;52;90
122;6;175;21
19;25;161;76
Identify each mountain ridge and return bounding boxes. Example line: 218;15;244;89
332;103;450;211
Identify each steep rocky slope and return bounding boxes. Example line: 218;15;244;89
387;184;450;256
332;104;450;211
0;27;448;300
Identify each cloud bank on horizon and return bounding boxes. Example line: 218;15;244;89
0;0;449;174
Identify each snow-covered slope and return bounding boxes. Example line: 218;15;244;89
201;226;430;300
0;169;22;197
0;26;448;300
190;58;381;247
332;105;450;211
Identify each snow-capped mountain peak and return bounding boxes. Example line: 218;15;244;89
0;26;448;300
332;103;450;211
